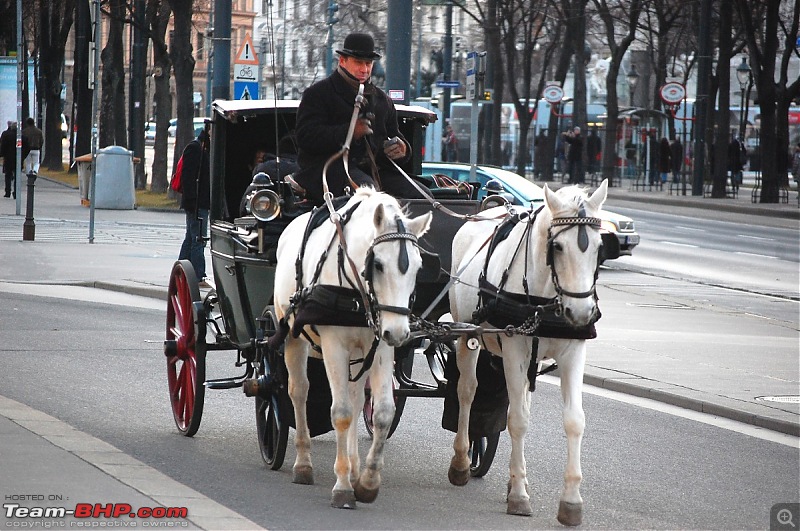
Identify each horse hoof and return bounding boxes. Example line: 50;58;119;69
331;489;357;509
292;465;314;485
557;501;583;527
448;465;470;486
353;479;379;504
507;497;533;517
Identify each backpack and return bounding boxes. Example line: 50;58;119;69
170;154;184;192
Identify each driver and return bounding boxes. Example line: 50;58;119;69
293;32;429;205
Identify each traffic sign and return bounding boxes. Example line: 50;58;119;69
543;85;563;104
388;89;405;101
436;80;461;88
234;32;259;65
660;82;686;105
233;63;257;82
234;81;258;100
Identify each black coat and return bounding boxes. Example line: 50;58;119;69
178;134;210;212
0;126;17;173
293;68;409;195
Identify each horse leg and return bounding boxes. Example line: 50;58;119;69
504;340;533;516
347;379;363;485
354;346;394;503
556;341;586;527
449;337;479;486
321;338;357;509
285;338;314;485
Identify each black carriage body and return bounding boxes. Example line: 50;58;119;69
207;99;442;346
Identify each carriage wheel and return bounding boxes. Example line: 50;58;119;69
469;431;500;478
254;308;289;470
362;343;415;439
165;260;206;437
256;393;288;470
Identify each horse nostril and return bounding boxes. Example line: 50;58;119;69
382;330;392;342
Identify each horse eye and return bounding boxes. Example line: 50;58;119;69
374;261;384;274
552;242;563;253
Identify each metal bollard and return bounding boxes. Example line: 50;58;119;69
22;172;36;241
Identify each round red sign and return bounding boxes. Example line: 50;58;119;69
660;82;686;105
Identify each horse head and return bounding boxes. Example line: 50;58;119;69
542;179;608;327
360;192;432;347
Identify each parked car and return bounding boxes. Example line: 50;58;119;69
60;114;68;139
168;117;209;138
421;162;639;262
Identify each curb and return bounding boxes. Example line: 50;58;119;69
583;374;800;437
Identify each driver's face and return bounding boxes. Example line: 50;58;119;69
340;56;374;83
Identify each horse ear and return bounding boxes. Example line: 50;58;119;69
373;203;386;229
406;211;432;238
543;183;565;214
586;179;608;212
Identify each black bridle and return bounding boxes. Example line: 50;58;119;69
546;206;603;303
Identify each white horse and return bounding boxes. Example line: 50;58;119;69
448;181;608;525
273;187;432;509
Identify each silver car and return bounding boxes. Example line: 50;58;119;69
421;162;639;262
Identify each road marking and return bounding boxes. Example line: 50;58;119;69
658;241;698;248
738;234;774;241
674;225;706;232
735;251;777;259
540;376;799;448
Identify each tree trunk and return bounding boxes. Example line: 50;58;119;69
711;2;732;198
170;0;197;165
147;0;172;193
39;0;75;170
99;0;127;148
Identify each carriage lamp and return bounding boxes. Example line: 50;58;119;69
249;189;281;222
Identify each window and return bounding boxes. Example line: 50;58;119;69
197;32;203;60
307;49;314;68
291;40;299;68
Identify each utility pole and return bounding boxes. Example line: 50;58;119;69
441;1;453;124
385;0;412;105
326;1;339;76
212;0;231;101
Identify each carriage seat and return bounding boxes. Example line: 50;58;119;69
425;173;474;200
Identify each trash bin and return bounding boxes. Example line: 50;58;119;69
74;153;93;206
94;145;136;209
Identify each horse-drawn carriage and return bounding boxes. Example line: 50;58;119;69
164;95;608;525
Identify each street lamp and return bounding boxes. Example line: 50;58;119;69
736;56;752;140
626;63;639;107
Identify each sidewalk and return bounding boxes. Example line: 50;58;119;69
0;176;797;527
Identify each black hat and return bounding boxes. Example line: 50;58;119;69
336;33;381;60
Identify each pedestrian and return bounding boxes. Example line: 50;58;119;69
728;135;746;190
670;136;684;183
647;132;659;187
562;126;584;184
0;120;17;198
21;117;43;176
533;130;547;179
177;123;211;288
586;128;602;176
293;32;428;204
792;142;800;186
658;137;671;184
442;123;458;162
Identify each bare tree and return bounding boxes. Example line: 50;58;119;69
593;0;642;185
735;0;800;202
99;0;127;148
710;0;732;198
146;0;171;193
169;0;196;165
39;0;76;169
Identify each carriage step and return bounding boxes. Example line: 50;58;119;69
205;378;244;390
